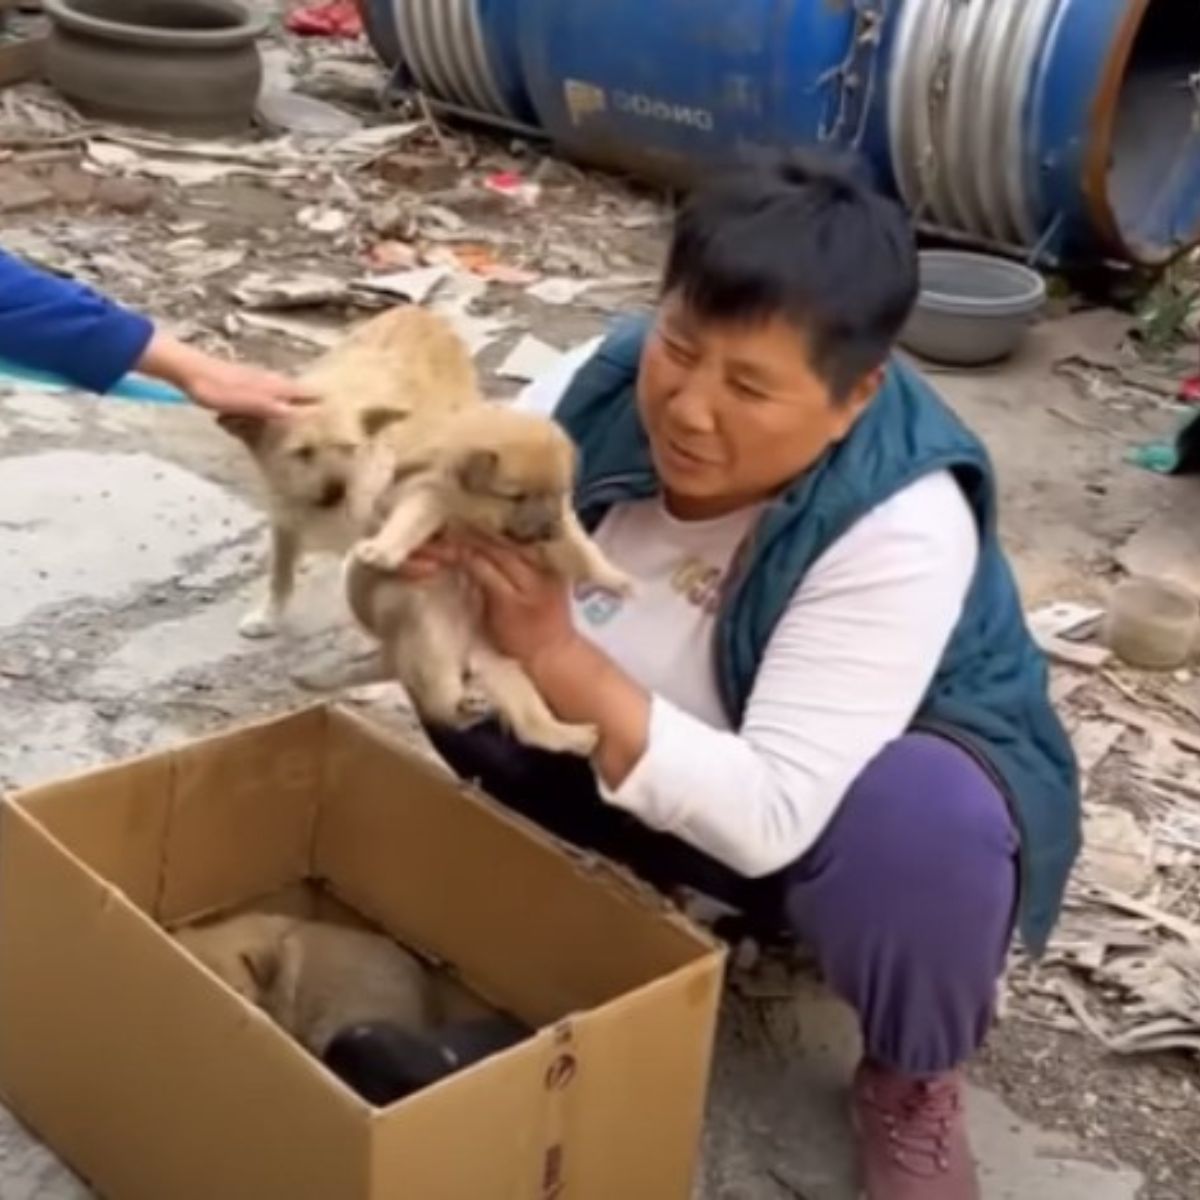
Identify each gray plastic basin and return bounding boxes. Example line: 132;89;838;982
899;250;1047;367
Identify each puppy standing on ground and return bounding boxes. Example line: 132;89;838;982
345;404;633;757
175;913;441;1057
217;306;480;639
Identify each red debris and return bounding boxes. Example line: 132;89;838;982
1179;374;1200;406
286;0;362;38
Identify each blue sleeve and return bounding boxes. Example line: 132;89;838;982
0;250;155;393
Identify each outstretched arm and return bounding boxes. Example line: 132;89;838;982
0;249;153;394
0;250;309;417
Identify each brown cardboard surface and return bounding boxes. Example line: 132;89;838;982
0;802;370;1200
157;705;326;923
17;753;173;915
319;707;708;1024
0;703;725;1200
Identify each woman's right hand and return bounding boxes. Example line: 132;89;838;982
393;535;460;582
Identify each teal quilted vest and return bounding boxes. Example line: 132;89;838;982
555;315;1080;954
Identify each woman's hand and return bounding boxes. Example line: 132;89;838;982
458;534;580;671
395;530;651;782
137;331;312;419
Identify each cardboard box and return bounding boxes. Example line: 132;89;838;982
0;704;724;1200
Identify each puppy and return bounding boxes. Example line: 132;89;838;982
344;404;633;757
218;305;481;639
322;1016;528;1106
175;912;439;1057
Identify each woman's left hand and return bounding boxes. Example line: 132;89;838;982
458;534;578;671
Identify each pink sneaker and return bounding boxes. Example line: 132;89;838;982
852;1062;980;1199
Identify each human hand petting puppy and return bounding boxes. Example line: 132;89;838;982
137;331;312;419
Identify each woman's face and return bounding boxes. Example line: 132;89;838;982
636;295;879;519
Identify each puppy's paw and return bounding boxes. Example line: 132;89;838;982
238;608;280;640
595;567;635;598
523;721;599;758
455;689;494;726
353;537;404;572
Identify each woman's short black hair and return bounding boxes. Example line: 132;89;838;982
662;149;919;401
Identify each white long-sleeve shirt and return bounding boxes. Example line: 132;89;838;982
518;340;980;877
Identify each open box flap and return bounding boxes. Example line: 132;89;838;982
317;707;716;1026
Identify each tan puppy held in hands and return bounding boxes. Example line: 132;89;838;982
345;405;633;757
217;306;480;639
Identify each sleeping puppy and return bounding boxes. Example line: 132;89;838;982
343;404;633;757
322;1016;529;1106
217;305;481;639
174;912;439;1057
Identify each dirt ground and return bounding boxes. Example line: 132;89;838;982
1;17;1199;1199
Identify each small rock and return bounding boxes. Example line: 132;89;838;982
45;164;97;206
94;176;155;214
368;198;416;238
298;205;350;235
0;169;53;214
375;152;460;191
365;239;419;271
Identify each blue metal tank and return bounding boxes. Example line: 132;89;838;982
357;0;535;127
355;0;1200;269
508;0;1200;270
882;0;1200;267
514;0;878;189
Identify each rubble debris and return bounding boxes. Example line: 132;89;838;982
233;312;343;349
0;172;49;213
1027;601;1111;669
256;87;362;138
483;170;541;207
497;334;563;383
1100;702;1200;758
92;174;153;213
296;205;351;235
285;0;362;39
357;266;448;305
232;272;350;310
526;276;593;305
448;243;539;285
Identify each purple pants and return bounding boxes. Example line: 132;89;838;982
426;723;1018;1076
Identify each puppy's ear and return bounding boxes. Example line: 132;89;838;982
361;407;408;438
239;943;282;993
216;413;265;447
456;449;499;494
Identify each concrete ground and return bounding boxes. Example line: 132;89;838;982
1;306;1186;1197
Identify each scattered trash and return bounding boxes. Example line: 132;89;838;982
285;0;363;38
482;170;541;207
357;266;449;305
526;276;593;305
449;243;539;285
1027;602;1111;670
297;205;351;235
0;166;50;211
255;88;362;138
233;312;344;349
232;272;351;310
496;334;563;382
365;240;418;271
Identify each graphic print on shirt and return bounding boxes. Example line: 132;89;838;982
575;552;725;628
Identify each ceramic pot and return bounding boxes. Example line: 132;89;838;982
44;0;267;136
